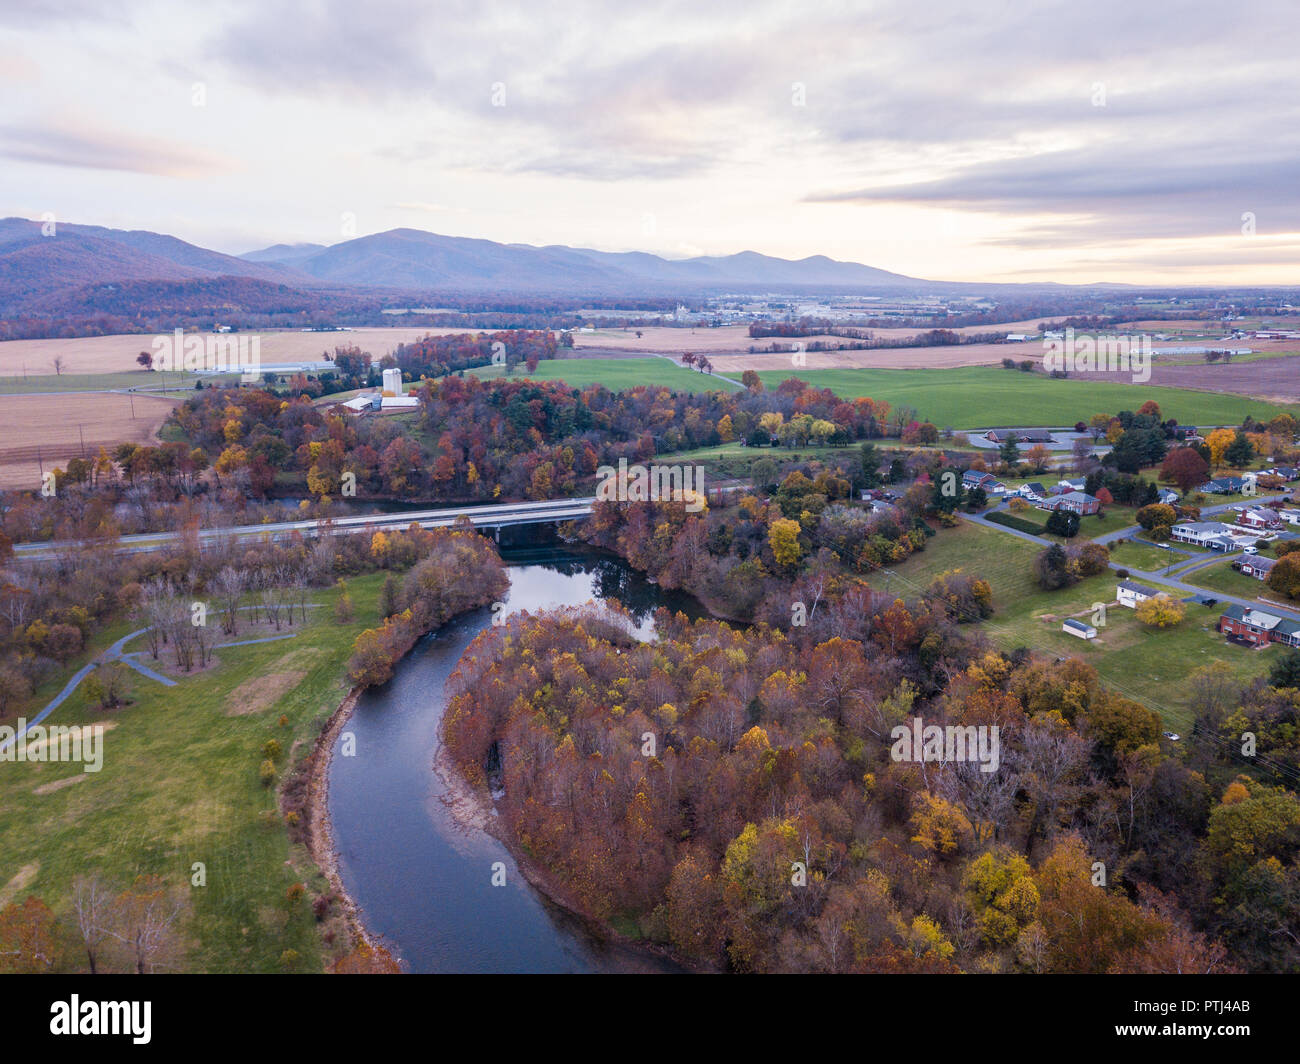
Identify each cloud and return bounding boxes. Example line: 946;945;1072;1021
0;117;232;177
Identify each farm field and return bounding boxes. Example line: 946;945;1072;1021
0;392;177;489
751;366;1299;428
0;574;384;973
0;371;224;396
0;328;471;379
874;519;1277;727
471;357;739;392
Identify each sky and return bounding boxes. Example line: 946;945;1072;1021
2;0;1299;285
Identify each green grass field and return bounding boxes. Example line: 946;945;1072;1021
1038;507;1140;542
1108;539;1187;572
472;358;740;393
0;371;228;395
1183;558;1276;600
752;366;1299;429
0;575;385;973
875;519;1277;727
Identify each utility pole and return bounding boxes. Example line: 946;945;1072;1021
129;391;136;420
78;423;86;458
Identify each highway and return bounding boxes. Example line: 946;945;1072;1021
12;496;598;561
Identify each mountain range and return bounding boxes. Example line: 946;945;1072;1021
0;216;937;317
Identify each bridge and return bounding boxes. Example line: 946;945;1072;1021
12;497;598;561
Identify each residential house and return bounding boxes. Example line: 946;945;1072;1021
1270;466;1299;481
1219;604;1300;647
962;470;997;490
1157;488;1180;505
1199;476;1247;494
1234;507;1283;532
1171;521;1239;551
1062;618;1097;640
1233;556;1277;581
1116;580;1159;608
1057;478;1086;492
1019;482;1048;501
1039;491;1101;516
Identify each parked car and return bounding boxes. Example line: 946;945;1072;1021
1162;731;1181;741
1243;545;1258;555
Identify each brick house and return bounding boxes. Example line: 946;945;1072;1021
1039;491;1101;516
1218;604;1300;647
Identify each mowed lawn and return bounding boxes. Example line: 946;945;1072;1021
0;574;385;973
753;366;1298;429
1108;539;1188;573
472;357;740;393
874;519;1278;728
1185;558;1283;602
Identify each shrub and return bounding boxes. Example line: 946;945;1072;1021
986;511;1045;535
1149;524;1172;541
263;738;282;762
286;883;305;902
259;759;276;786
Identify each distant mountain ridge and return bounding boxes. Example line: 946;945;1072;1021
238;227;924;290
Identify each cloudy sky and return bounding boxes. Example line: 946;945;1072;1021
2;0;1298;284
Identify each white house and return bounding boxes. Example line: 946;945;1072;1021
1062;618;1097;640
1171;521;1239;550
1116;580;1158;609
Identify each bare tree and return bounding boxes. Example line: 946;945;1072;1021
72;876;114;974
109;875;184;975
212;567;246;636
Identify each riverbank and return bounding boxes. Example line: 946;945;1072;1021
433;740;702;973
302;686;384;963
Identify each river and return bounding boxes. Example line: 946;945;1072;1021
326;545;699;973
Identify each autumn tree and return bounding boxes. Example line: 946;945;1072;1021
1135;593;1187;628
1160;447;1209;493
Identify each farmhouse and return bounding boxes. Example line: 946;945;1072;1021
1233;556;1277;580
1218;604;1300;647
984;429;1056;444
1116;580;1159;608
1062;618;1097;640
1039;491;1101;516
